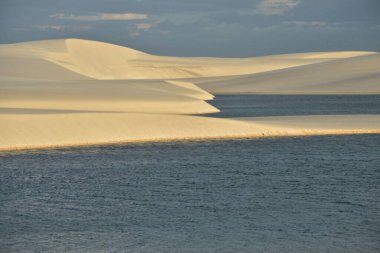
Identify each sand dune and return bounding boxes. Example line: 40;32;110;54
1;39;374;80
0;40;90;81
0;38;379;151
0;79;217;114
1;113;379;151
194;53;380;94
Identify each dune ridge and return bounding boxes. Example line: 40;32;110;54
1;38;375;80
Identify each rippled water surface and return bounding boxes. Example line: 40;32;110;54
1;135;380;253
206;95;380;118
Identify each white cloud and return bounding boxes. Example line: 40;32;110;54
256;0;300;15
33;25;92;32
127;23;155;38
281;21;345;30
136;23;153;31
33;25;66;31
130;31;141;38
50;12;148;21
282;21;328;27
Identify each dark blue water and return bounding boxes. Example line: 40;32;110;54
206;95;380;118
1;135;380;253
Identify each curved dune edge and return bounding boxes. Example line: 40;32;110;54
0;79;219;115
0;113;379;151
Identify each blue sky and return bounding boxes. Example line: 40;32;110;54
1;0;379;56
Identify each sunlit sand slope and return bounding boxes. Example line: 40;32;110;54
195;53;380;94
0;40;90;80
0;79;217;114
0;39;374;80
0;113;379;151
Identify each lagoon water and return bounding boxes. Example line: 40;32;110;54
1;96;380;253
206;95;380;118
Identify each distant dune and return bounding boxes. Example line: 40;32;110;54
0;38;379;151
194;53;380;94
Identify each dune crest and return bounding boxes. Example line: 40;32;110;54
1;38;375;80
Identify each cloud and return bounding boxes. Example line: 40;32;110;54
33;25;92;32
128;23;155;38
136;23;153;31
256;0;300;15
33;25;66;31
50;12;148;21
282;21;328;27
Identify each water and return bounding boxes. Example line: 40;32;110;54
1;135;379;253
1;95;380;252
205;95;380;118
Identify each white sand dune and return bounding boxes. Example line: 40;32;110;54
1;113;379;151
0;79;217;114
0;40;90;81
194;53;380;94
0;38;379;151
0;38;375;80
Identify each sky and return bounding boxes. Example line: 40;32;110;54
0;0;379;57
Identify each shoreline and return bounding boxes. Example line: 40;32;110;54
1;130;379;152
1;113;379;152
